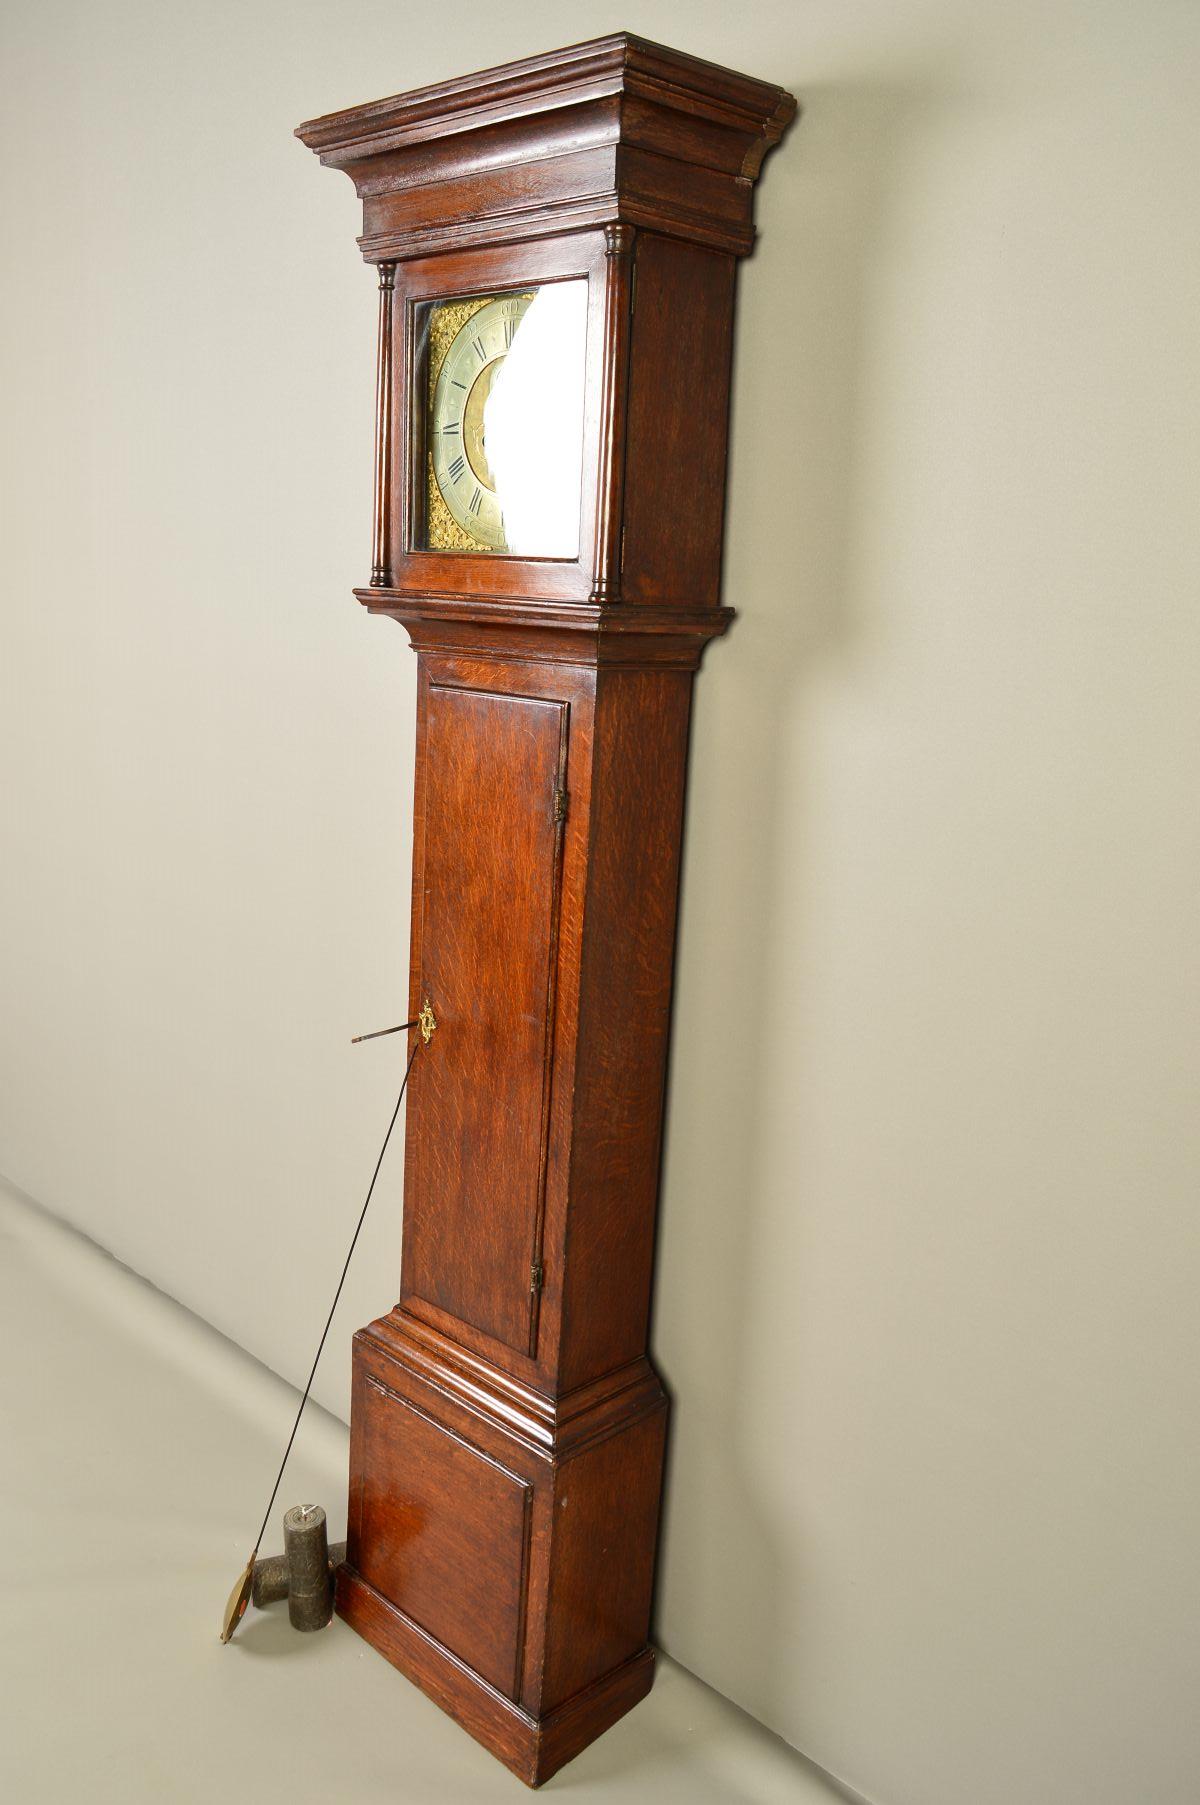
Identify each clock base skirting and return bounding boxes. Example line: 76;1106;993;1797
336;1565;656;1787
341;1312;668;1784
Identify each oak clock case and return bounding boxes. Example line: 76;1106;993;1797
297;33;795;1790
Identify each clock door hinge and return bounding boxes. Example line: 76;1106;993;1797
530;1259;545;1294
553;786;568;825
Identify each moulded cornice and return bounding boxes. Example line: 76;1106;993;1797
296;32;797;260
296;32;795;172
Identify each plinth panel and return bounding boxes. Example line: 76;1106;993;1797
542;1408;666;1711
355;1370;532;1698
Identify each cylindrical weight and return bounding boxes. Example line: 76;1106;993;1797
252;1539;346;1608
251;1551;290;1608
283;1504;333;1631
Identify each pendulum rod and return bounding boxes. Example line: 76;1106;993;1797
220;1029;426;1642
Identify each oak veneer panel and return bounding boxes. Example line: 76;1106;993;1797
356;1375;531;1699
622;234;737;608
541;1409;667;1713
402;683;567;1356
558;667;694;1392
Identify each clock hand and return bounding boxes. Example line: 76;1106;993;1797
220;1025;428;1643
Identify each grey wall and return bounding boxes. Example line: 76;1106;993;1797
2;5;1198;1804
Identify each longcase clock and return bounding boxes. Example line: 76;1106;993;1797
297;33;795;1787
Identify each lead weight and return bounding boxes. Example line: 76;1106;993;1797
252;1539;346;1608
283;1504;333;1631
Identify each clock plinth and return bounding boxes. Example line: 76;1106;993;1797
297;33;795;1785
339;1314;666;1787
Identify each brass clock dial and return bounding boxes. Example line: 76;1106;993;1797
419;280;588;559
430;293;532;551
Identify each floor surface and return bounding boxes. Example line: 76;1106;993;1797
0;1182;852;1803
